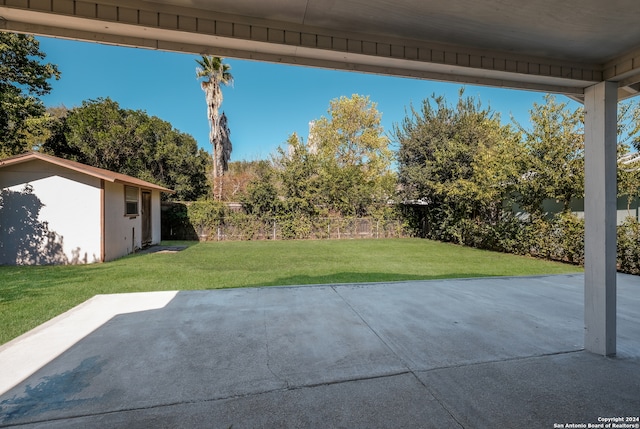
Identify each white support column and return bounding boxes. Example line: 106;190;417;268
583;81;617;356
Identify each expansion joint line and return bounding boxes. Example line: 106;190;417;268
418;348;585;374
330;285;467;428
330;286;413;371
411;371;466;429
262;292;290;389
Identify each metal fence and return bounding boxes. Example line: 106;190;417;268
161;201;409;241
198;217;408;241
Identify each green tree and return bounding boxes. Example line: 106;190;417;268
614;99;640;215
37;105;72;155
468;126;525;221
395;90;514;240
629;99;640;152
135;115;211;201
274;133;321;217
618;151;640;214
196;56;234;199
311;94;395;216
0;32;60;156
54;97;136;169
42;98;210;200
241;162;282;219
515;95;584;214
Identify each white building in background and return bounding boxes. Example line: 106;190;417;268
0;152;172;265
307;120;319;155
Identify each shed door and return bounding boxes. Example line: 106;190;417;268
141;191;152;247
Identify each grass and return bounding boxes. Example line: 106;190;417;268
0;238;582;345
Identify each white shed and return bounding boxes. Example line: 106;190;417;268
0;152;173;265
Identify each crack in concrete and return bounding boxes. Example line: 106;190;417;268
410;372;466;429
330;285;414;371
416;348;586;374
407;349;585;429
261;290;290;389
0;348;589;428
330;285;468;428
328;285;587;429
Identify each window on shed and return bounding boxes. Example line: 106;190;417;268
125;186;139;216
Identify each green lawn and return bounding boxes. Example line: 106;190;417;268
0;238;582;345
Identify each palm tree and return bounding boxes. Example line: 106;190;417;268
196;56;233;199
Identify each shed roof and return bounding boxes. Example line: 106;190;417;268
0;152;173;193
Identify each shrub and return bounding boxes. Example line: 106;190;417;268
187;199;228;240
618;217;640;275
277;212;312;240
554;212;585;265
161;202;198;240
224;212;262;240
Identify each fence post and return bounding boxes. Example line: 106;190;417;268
273;220;276;240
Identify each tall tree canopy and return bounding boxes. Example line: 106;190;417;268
310;94;395;216
395;90;516;227
42;98;210;201
394;89;528;244
628;100;640;152
515;94;584;214
274;132;321;217
0;32;60;157
242;95;395;221
196;56;233;199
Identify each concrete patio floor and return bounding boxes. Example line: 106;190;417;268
0;274;638;428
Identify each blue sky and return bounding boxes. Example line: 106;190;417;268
37;36;578;162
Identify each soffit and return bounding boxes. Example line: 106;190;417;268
1;0;640;99
170;0;640;64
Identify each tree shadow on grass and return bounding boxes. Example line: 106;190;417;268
242;272;497;288
0;264;112;304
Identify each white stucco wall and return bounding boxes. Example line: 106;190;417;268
102;184;163;261
0;160;101;265
103;181;141;261
1;159;168;265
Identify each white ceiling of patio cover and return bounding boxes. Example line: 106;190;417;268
1;0;640;98
173;0;639;63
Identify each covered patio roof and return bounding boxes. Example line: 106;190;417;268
1;0;640;100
